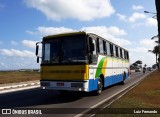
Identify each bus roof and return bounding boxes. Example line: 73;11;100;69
43;31;128;52
43;31;86;40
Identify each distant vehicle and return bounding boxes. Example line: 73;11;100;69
147;67;152;71
143;67;146;73
36;31;130;95
135;68;141;72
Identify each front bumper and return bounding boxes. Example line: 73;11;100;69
40;80;89;92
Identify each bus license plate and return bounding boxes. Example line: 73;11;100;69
57;83;64;86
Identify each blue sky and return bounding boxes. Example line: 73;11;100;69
0;0;158;70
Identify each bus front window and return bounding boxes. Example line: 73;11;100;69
42;34;87;64
62;38;85;63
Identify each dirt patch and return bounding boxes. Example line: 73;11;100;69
110;71;160;108
0;71;40;84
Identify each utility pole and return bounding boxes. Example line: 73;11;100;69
155;0;160;71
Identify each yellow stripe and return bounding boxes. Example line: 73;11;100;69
102;59;108;76
41;65;88;81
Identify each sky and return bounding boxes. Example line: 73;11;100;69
0;0;158;70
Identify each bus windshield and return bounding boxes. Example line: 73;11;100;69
42;34;87;64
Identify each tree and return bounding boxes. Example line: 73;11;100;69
148;46;159;63
155;0;160;71
135;60;142;64
155;0;160;38
131;60;142;70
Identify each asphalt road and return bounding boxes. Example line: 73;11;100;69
0;71;151;117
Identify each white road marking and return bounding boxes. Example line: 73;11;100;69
0;85;40;94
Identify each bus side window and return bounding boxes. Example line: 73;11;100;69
97;38;100;53
126;51;129;60
124;51;126;59
92;39;97;55
118;47;121;58
106;42;111;56
122;49;125;59
124;51;129;60
98;38;104;54
110;43;113;56
120;48;123;58
124;50;126;59
113;45;116;57
115;46;119;57
103;40;107;55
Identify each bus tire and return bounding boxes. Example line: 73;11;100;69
121;72;126;85
95;78;103;95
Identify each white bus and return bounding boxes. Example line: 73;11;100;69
36;31;130;95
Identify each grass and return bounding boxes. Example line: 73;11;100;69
0;71;40;84
96;70;160;117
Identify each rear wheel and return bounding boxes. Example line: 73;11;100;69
121;72;126;85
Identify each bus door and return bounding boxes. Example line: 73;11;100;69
88;37;98;80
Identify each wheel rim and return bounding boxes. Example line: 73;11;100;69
98;79;102;94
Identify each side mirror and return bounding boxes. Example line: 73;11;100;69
37;57;39;63
36;45;39;56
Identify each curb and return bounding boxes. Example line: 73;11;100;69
0;81;40;94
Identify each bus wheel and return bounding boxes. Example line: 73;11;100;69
121;72;126;85
95;78;103;95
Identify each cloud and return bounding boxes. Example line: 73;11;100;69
132;5;144;10
129;47;148;53
24;0;115;21
129;46;156;66
131;17;157;28
129;12;146;22
117;12;147;24
128;38;157;67
0;62;8;69
0;49;35;58
36;26;127;37
82;26;127;37
0;57;39;70
22;40;37;49
28;26;130;47
81;26;129;46
145;18;157;27
116;14;127;21
130;54;155;67
37;27;76;36
139;39;155;49
26;30;38;35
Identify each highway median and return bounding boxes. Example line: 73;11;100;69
95;70;160;116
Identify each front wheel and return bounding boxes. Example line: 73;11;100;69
95;78;103;95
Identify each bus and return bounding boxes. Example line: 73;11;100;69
36;31;130;95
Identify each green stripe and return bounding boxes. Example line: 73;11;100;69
94;57;129;78
95;57;106;78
